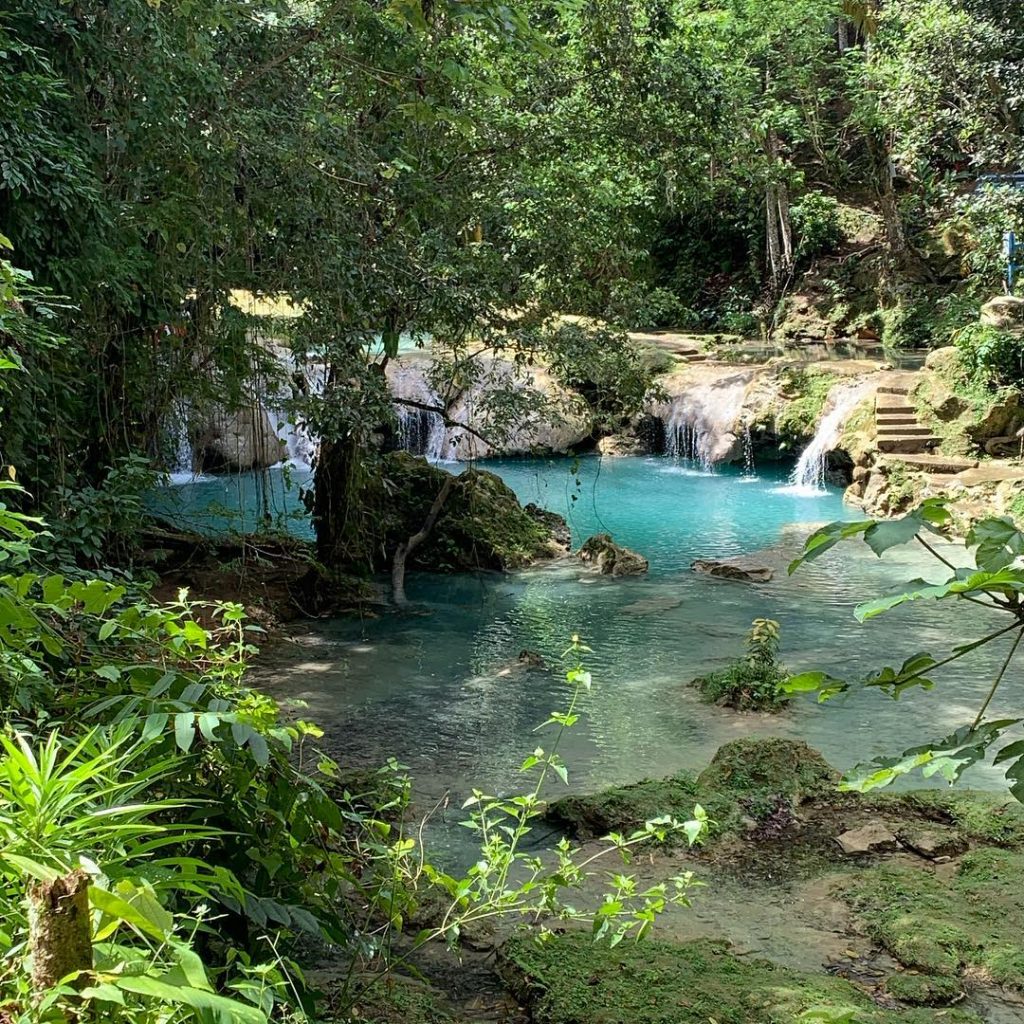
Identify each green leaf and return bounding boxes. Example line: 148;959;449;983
112;976;266;1024
90;886;170;942
863;514;925;557
968;516;1024;571
788;520;872;574
174;712;195;752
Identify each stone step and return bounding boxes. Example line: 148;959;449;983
877;436;941;454
877;384;912;396
875;400;914;413
884;453;979;473
682;353;709;362
875;414;919;425
876;426;935;437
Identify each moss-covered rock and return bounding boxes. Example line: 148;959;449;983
378;453;567;572
498;934;981;1024
695;738;837;807
885;971;964;1006
548;739;838;844
546;772;706;841
840;848;1024;993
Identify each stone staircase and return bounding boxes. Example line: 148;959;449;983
874;381;940;454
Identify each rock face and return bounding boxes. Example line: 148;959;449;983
195;407;285;472
835;823;900;856
387;353;593;460
576;534;649;576
597;432;647;456
980;294;1024;330
691;559;773;583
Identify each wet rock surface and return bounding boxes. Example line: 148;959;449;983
576;533;649;575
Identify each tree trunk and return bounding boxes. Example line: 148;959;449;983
312;432;363;568
392;475;454;606
28;870;92;997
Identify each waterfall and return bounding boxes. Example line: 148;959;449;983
395;405;447;460
788;379;873;493
167;400;202;483
657;371;752;469
387;356;453;461
741;424;757;479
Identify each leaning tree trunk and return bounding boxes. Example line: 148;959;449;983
392;475;454;607
28;870;92;997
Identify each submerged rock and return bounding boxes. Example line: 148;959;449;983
836;822;900;856
576;533;649;576
691;559;774;583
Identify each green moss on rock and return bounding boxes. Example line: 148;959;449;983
546;772;706;841
378;453;565;572
499;934;980;1024
885;971;963;1006
548;739;838;843
695;738;837;807
840;848;1024;992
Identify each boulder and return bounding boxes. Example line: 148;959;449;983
524;503;572;553
980;295;1024;330
897;827;968;861
924;345;961;374
835;822;900;856
691;559;773;584
597;432;647;456
195;406;285;472
577;533;649;576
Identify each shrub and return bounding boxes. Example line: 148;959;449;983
692;619;789;712
792;191;842;263
605;280;697;330
954;323;1024;387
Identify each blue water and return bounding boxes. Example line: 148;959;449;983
155;454;1018;839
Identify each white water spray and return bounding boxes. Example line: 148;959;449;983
787;379;874;494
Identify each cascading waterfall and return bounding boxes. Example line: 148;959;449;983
741;424;757;479
658;371;753;471
387;356;453;461
788;379;874;493
396;405;447;460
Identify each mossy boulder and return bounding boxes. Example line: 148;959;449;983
378;452;568;572
840;848;1024;994
696;738;837;807
548;739;838;843
498;934;981;1024
546;772;706;841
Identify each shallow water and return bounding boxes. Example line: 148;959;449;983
183;455;1021;855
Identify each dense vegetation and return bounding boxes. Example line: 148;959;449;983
3;0;1024;1020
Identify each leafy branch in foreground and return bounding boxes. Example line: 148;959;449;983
331;635;707;1012
785;498;1024;799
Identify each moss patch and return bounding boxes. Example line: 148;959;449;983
545;772;707;841
548;739;837;845
840;848;1024;991
378;452;563;572
885;971;963;1006
775;368;840;446
868;789;1024;849
499;934;981;1024
695;738;837;807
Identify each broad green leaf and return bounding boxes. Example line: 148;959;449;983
788;520;872;574
90;886;170;942
968;516;1024;571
